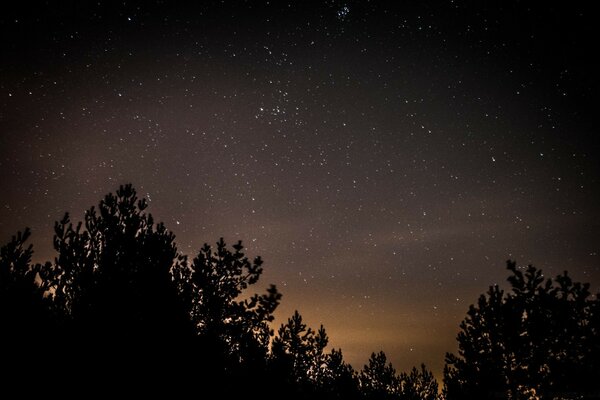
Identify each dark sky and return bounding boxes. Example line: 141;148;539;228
1;1;598;378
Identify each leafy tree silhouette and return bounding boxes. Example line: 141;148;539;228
444;260;600;399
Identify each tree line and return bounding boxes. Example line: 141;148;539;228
1;185;598;398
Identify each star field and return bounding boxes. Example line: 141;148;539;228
1;1;598;378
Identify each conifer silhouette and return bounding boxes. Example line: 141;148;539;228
444;261;600;399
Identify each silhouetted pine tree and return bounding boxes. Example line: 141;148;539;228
320;348;361;399
270;310;329;395
0;229;54;366
269;310;366;399
174;237;281;394
359;351;401;399
41;184;197;389
400;364;438;400
444;260;600;399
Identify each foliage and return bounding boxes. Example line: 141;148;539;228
400;364;439;400
0;228;53;344
11;186;597;399
359;351;402;399
271;310;330;393
45;184;194;344
176;237;282;382
321;347;360;398
444;260;600;399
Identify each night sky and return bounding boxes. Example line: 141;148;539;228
1;1;598;378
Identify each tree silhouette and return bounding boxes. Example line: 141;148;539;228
359;351;401;399
444;260;600;399
7;184;597;399
174;237;281;391
400;364;438;400
320;348;360;399
357;352;440;400
271;310;329;394
0;229;53;355
270;310;364;399
40;184;197;388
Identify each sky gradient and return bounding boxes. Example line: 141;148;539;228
1;1;598;379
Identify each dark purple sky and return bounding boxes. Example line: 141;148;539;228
1;1;597;378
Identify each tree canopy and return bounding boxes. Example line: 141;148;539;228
444;261;600;399
2;184;598;398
